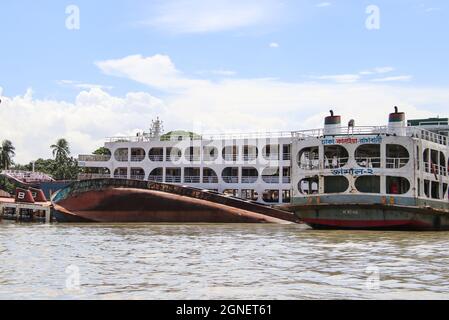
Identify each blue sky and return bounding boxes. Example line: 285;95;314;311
1;0;449;162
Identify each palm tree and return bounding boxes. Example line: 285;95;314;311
51;138;70;162
0;140;16;170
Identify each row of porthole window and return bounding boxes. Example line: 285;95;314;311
297;144;411;170
108;145;292;162
298;176;411;195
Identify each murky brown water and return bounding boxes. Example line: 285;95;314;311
0;222;449;300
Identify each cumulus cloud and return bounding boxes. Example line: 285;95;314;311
140;0;283;33
0;88;164;163
2;56;449;163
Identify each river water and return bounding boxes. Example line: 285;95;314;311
0;222;449;300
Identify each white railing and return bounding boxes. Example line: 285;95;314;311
262;176;280;184
115;155;129;162
243;154;258;161
282;153;291;161
223;154;238;161
78;173;111;180
1;170;54;182
130;155;145;162
222;176;239;183
130;174;145;181
184;176;201;183
113;174;128;179
282;176;291;183
323;157;349;169
78;155;111;162
263;153;280;161
407;127;449;146
424;162;448;176
165;176;181;183
149;155;164;162
148;175;163;182
241;176;258;184
203;176;219;183
355;157;381;168
166;155;181;162
386;158;409;169
299;158;320;170
186;155;201;162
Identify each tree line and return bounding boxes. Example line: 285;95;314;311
0;138;79;180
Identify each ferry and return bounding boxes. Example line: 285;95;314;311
78;109;449;230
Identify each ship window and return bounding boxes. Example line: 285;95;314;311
114;148;129;162
324;145;349;168
148;168;163;182
431;181;441;199
149;148;164;162
423;148;430;172
130;168;145;180
386;176;410;195
222;146;239;161
443;183;448;200
184;168;201;183
243;145;258;161
242;167;258;183
298;177;319;195
298;147;319;170
113;167;128;179
130;148;145;162
355;144;381;168
424;180;430;198
203;146;218;161
282;145;291;160
223;189;239;197
262;144;280;160
165;168;181;183
166;147;182;162
262;167;280;184
417;178;421;196
262;190;280;203
386;144;409;168
222;167;239;183
324;176;349;194
241;189;258;201
203;168;218;184
355;176;380;194
440;152;447;176
282;190;291;203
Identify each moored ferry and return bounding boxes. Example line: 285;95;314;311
78;110;449;230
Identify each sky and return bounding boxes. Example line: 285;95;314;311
1;0;449;163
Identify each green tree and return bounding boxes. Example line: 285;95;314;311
51;138;70;163
93;147;111;155
0;140;16;170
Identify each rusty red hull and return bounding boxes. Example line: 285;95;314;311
51;180;297;223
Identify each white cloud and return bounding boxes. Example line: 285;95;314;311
2;56;448;163
359;67;395;75
269;42;279;48
371;75;413;82
316;2;332;8
0;88;164;163
197;69;237;76
58;80;113;90
141;0;282;33
96;54;208;92
313;74;361;83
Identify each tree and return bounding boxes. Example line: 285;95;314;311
93;147;111;156
0;140;16;170
51;138;70;163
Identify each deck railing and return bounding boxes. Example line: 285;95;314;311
78;173;111;180
130;155;145;162
148;175;163;182
262;176;280;184
222;176;239;183
386;158;409;169
184;176;201;183
203;176;219;183
130;174;145;181
78;155;111;162
149;154;164;162
165;176;182;183
241;176;258;184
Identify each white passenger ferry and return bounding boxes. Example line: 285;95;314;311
78;109;449;230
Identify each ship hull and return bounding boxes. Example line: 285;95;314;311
51;179;297;224
292;203;449;231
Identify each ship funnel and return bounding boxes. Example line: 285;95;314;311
324;109;341;136
388;106;406;136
